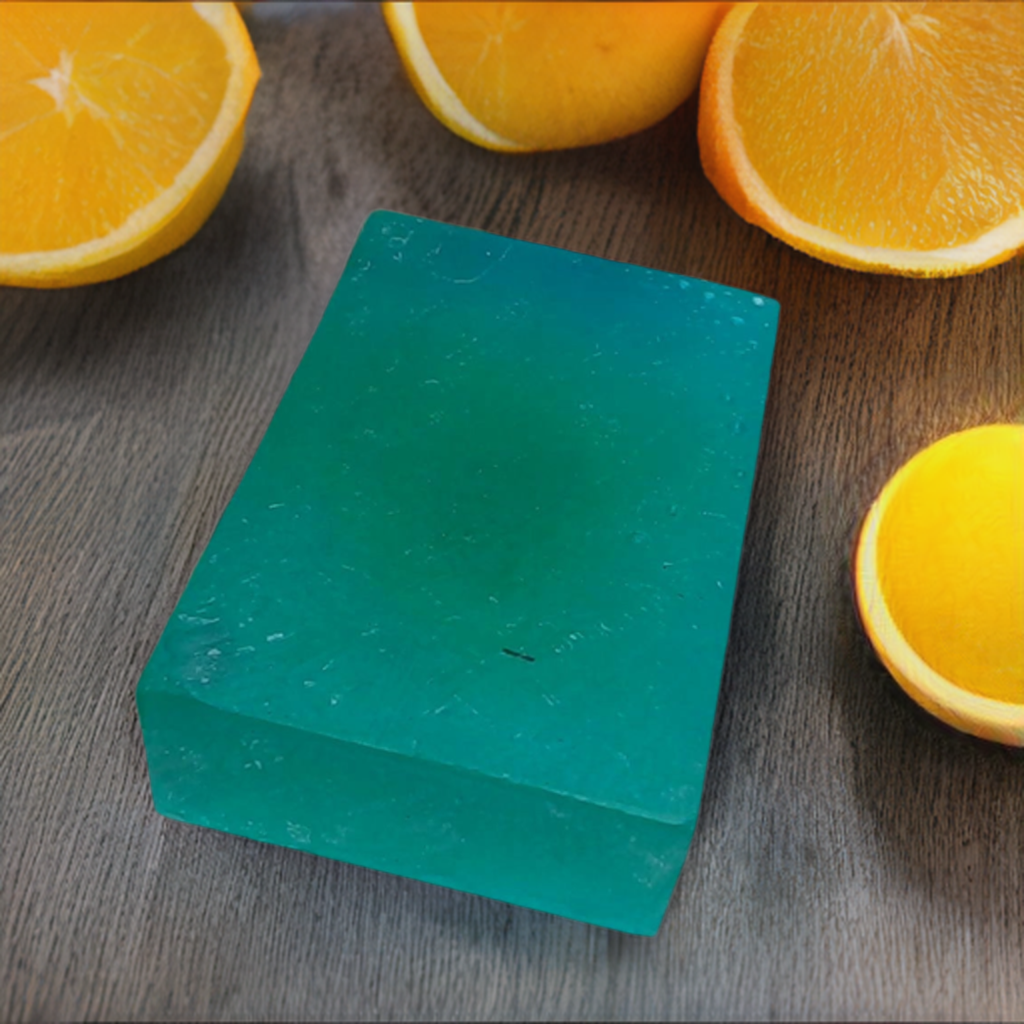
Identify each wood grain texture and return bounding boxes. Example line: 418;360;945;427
2;4;1022;1020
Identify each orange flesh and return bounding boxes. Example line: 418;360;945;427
876;427;1024;703
415;2;726;150
731;3;1024;251
0;3;230;253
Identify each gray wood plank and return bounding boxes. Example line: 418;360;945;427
2;4;1022;1020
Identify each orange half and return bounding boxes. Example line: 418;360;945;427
699;3;1024;277
0;2;260;288
854;425;1024;745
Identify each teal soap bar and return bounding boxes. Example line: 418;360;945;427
137;211;779;935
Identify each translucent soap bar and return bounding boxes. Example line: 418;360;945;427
137;211;779;934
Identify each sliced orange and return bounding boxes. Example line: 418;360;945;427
854;425;1024;745
699;3;1024;277
382;2;729;152
0;2;260;288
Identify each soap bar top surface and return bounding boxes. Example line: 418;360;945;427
142;211;779;825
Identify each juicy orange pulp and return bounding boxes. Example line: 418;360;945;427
876;427;1024;702
0;3;260;287
699;3;1024;276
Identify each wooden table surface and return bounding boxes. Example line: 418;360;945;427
2;4;1022;1021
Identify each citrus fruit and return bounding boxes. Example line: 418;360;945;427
854;425;1024;745
698;3;1024;277
0;2;260;288
382;1;729;152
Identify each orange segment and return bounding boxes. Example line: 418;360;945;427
854;425;1024;745
383;2;729;152
699;3;1024;277
0;2;260;288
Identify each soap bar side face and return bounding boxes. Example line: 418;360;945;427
140;686;691;935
